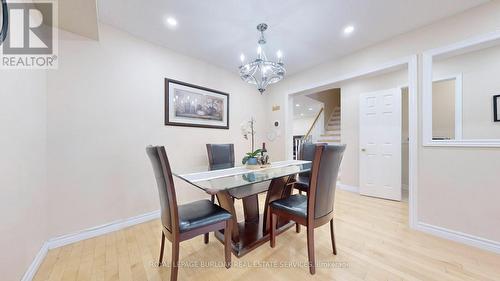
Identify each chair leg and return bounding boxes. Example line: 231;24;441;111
270;211;277;248
330;219;337;255
170;240;180;281
296;190;302;233
158;231;165;266
224;219;232;269
307;226;316;275
205;195;216;244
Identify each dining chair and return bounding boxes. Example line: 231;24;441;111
294;142;326;193
206;143;235;170
269;144;346;275
146;146;233;281
293;142;326;233
205;143;235;243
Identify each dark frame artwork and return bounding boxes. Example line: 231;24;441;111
494;95;500;122
165;78;229;129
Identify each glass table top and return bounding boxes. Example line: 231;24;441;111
173;160;311;193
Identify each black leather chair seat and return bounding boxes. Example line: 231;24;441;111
178;200;232;232
271;194;307;218
294;174;310;192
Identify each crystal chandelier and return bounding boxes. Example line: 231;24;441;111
239;23;286;94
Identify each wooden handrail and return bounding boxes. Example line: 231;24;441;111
303;107;324;141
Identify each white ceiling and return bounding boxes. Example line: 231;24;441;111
293;95;323;119
98;0;488;75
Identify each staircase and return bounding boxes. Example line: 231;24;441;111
318;107;341;144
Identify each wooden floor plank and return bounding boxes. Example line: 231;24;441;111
33;190;500;281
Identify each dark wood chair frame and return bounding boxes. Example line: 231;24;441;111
205;143;235;244
269;145;337;275
152;147;233;281
292;142;326;234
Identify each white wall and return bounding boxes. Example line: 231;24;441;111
265;1;500;243
0;70;48;280
46;24;266;237
432;79;456;139
293;117;315;136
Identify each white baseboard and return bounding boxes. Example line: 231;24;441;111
416;222;500;254
47;209;160;249
337;183;359;193
22;210;160;281
21;242;48;281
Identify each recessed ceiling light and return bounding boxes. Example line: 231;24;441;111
296;104;300;107
308;107;313;111
344;25;355;35
166;17;178;27
300;113;304;116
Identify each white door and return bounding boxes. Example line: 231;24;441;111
359;88;402;201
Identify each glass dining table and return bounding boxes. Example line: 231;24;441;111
173;160;311;257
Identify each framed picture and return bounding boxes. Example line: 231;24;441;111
165;78;229;129
494;95;500;122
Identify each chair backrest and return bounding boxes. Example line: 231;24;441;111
308;144;346;219
146;146;179;233
300;143;317;161
299;143;325;177
206;144;235;170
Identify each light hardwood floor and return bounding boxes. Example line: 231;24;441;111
33;190;500;281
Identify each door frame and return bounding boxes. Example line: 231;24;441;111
283;56;418;228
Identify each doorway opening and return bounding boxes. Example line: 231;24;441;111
290;90;342;159
284;56;418;227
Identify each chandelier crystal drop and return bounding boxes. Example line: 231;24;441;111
239;23;286;94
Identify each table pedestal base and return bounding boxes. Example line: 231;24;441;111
214;215;295;257
214;176;294;258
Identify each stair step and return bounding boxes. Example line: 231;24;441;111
319;135;341;140
321;133;340;137
324;132;340;136
319;138;341;142
327;125;340;130
317;139;341;143
328;121;340;126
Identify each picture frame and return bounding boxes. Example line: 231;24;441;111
165;78;229;129
494;94;500;122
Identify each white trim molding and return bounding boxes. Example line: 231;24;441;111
21;243;49;281
422;30;500;147
416;222;500;254
47;210;160;249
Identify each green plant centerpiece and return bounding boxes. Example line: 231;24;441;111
242;149;262;165
240;117;270;168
